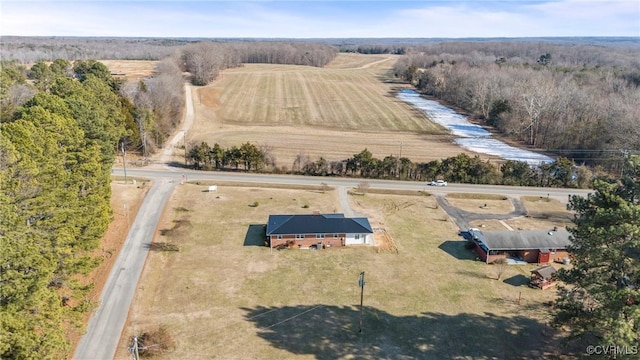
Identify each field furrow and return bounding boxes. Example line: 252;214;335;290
302;71;340;127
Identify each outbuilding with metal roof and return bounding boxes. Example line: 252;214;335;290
465;229;572;264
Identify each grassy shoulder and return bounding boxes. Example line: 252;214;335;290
115;184;571;359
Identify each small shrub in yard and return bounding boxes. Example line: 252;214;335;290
302;204;309;208
492;258;508;280
249;201;259;207
136;326;176;357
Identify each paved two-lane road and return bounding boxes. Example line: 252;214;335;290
117;167;591;204
73;179;176;360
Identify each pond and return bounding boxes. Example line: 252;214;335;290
397;89;553;165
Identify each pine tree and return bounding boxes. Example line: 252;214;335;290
1;60;125;358
554;156;640;350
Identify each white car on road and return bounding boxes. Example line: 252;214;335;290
429;180;447;186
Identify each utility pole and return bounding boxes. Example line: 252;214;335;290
621;149;628;178
358;271;365;333
183;130;187;166
121;141;128;184
396;142;403;178
134;336;140;360
129;336;140;360
142;133;147;158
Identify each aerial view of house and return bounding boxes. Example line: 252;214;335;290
467;228;572;264
266;213;373;249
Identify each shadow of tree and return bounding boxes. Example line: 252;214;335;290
146;242;179;252
165;161;190;169
504;274;530;287
159;219;191;236
528;211;574;222
244;224;267;246
242;305;572;359
456;270;491;280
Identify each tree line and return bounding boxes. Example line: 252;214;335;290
178;41;337;85
0;36;190;63
1;60;128;358
339;45;406;55
186;141;595;189
392;42;640;174
299;149;595;188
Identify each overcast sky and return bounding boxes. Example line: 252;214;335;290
1;0;639;38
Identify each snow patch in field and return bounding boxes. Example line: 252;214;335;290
397;89;553;165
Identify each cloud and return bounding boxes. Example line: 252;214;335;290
392;4;534;37
393;1;639;37
1;1;638;37
521;0;640;36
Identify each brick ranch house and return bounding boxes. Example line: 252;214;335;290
467;228;572;264
266;213;374;249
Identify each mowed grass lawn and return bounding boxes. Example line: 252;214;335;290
189;53;491;168
116;184;568;359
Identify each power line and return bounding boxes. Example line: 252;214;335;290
265;305;324;329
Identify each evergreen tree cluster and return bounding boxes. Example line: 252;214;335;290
188;141;268;171
298;149;589;188
0;60;128;358
554;156;640;351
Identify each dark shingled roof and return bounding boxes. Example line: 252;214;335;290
475;230;572;251
266;213;373;236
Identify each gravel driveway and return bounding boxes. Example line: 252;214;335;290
436;195;527;230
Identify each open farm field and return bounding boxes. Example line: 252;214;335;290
100;60;157;80
323;52;401;70
189;53;497;168
115;184;569;359
201;63;432;131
